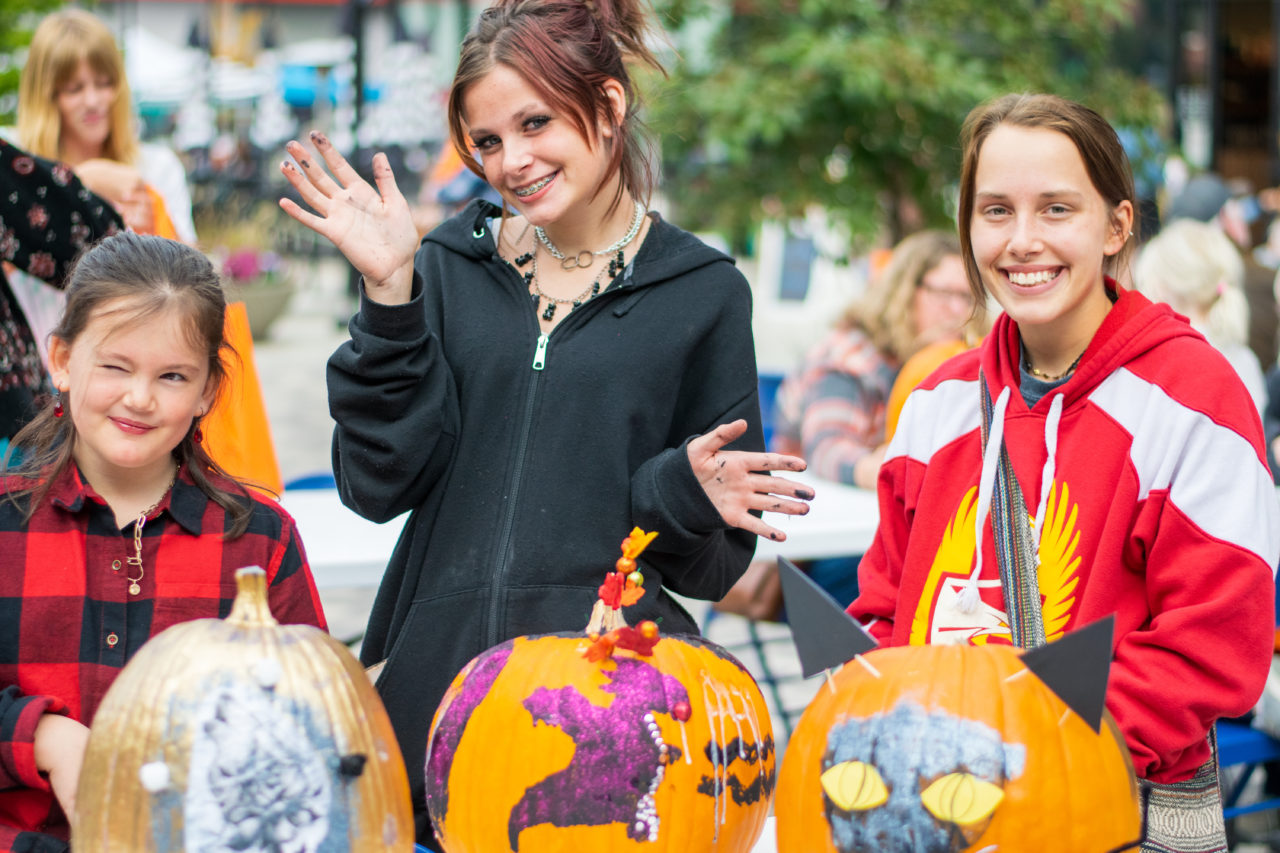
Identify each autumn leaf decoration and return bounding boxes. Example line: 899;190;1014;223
584;527;660;662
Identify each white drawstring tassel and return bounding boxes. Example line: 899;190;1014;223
1032;394;1064;547
958;386;1010;614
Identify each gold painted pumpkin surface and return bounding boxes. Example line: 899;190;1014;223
775;643;1142;853
425;629;774;852
73;567;414;852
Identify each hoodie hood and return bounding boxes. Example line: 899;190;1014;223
980;283;1204;409
422;199;737;288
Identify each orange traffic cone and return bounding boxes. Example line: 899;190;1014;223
203;301;283;495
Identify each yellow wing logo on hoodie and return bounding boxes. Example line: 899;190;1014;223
1036;481;1081;642
911;481;1082;646
910;487;981;645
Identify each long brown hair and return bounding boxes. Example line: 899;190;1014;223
957;93;1137;307
5;233;253;536
446;0;664;215
17;9;139;165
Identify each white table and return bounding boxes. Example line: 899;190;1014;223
282;471;879;590
753;470;879;562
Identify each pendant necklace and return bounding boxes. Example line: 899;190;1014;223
520;249;626;323
125;469;178;596
534;200;646;270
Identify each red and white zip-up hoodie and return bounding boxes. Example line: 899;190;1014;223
849;285;1280;784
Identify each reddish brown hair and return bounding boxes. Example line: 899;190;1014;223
446;0;664;214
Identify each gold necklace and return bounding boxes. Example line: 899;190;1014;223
126;469;178;596
1023;350;1085;382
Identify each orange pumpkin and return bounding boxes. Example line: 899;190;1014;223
775;642;1142;853
424;529;775;852
73;567;414;851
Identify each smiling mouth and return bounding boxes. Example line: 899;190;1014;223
515;173;555;198
1008;269;1059;286
112;417;154;434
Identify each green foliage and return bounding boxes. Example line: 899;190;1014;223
0;0;60;125
649;0;1165;248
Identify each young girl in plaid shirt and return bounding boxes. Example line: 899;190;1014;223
0;232;327;852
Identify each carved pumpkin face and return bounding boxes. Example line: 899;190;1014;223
775;643;1141;852
73;568;414;852
425;631;774;852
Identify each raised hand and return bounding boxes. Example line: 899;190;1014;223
687;419;814;542
278;132;420;303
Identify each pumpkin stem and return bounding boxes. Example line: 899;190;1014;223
226;566;279;627
583;530;661;660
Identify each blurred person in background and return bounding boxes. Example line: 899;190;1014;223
1136;218;1266;416
16;9;195;245
1162;172;1277;370
772;229;984;490
746;230;987;611
0;139;121;459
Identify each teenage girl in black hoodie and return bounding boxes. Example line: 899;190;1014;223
279;0;814;839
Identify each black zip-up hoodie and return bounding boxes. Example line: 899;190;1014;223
326;200;763;834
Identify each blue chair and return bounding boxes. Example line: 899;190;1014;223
758;371;785;449
413;845;436;853
1219;719;1280;820
284;471;337;490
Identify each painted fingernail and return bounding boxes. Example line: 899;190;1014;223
299;160;311;169
281;161;292;171
769;532;779;540
797;489;814;500
314;131;329;145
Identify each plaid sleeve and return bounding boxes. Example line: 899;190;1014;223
0;686;65;792
0;825;68;853
796;370;886;484
262;510;327;632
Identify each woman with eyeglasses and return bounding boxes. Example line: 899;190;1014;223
772;229;986;490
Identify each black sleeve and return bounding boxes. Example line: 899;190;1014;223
326;272;461;523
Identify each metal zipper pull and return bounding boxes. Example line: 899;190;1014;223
532;334;549;370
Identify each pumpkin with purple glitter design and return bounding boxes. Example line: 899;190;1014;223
423;530;775;852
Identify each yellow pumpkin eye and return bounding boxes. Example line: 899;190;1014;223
820;760;889;811
919;772;1004;825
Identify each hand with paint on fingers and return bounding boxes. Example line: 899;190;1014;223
688;419;813;542
278;131;419;304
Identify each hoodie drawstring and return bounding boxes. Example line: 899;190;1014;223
958;386;1010;613
957;390;1064;615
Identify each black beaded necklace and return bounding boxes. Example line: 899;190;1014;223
515;247;626;323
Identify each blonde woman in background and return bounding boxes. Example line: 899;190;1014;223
17;9;196;244
772;229;983;490
1136;218;1266;415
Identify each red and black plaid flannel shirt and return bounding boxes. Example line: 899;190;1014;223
0;464;327;850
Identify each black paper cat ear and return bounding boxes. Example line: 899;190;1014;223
1020;615;1115;734
777;557;878;678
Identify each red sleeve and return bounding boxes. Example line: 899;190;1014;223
264;512;328;632
1106;492;1276;783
